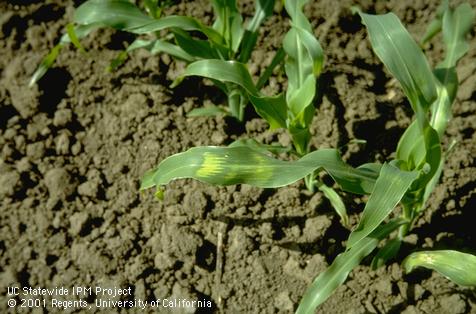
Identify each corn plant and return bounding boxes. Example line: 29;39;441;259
183;0;323;155
172;0;353;225
186;0;342;225
30;0;277;121
296;3;476;312
141;2;475;313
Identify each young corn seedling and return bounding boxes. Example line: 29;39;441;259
173;0;351;225
141;2;475;313
296;3;475;312
30;0;277;121
182;0;322;155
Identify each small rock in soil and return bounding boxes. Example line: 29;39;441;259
1;143;15;160
3;128;16;140
55;132;70;155
228;227;254;257
53;109;72;127
160;224;202;262
371;278;393;296
302;216;332;241
154;252;176;270
183;190;207;219
77;169;102;198
14;134;26;152
6;83;39;119
274;290;294;311
304;254;327;278
401;305;419;314
69;212;90;236
16;157;31;173
26;142;45;160
0;169;20;197
170;282;198;314
439;294;467;314
71;141;81;155
211;131;225;144
44;168;76;200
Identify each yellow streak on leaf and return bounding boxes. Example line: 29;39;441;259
196;152;225;178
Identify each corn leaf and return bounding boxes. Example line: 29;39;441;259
247;0;275;33
431;4;474;138
239;0;276;62
317;182;349;228
297;218;407;313
29;24;99;86
66;23;85;53
109;38;194;71
359;12;437;112
143;0;161;19
173;29;224;60
184;59;258;95
74;0;223;43
238;30;259;63
211;0;244;52
403;250;476;286
256;47;286;90
346;163;418;248
182;59;288;129
420;0;448;45
29;44;64;87
136;38;194;61
249;94;288;129
439;3;474;69
228;138;291;155
371;238;402;270
283;0;323;154
396;120;441;190
141;146;380;195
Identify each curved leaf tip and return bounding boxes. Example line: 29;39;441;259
403;250;476;286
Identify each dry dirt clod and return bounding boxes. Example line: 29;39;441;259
44;167;77;200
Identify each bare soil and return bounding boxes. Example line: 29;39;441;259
0;0;475;313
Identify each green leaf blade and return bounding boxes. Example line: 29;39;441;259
359;12;437;111
183;59;258;95
248;94;288;130
347;163;418;248
371;238;402;270
440;3;475;69
183;59;289;123
74;0;223;43
318;182;349;228
74;0;154;30
29;44;64;87
140;146;379;195
247;0;275;33
297;219;407;313
403;250;476;286
30;23;98;86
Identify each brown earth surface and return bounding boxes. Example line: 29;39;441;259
0;0;475;313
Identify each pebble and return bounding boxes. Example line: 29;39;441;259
53;109;73;127
69;212;90;236
274;291;294;311
55;132;70;155
44;168;76;199
0;169;20;197
16;157;31;173
26;142;45;160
